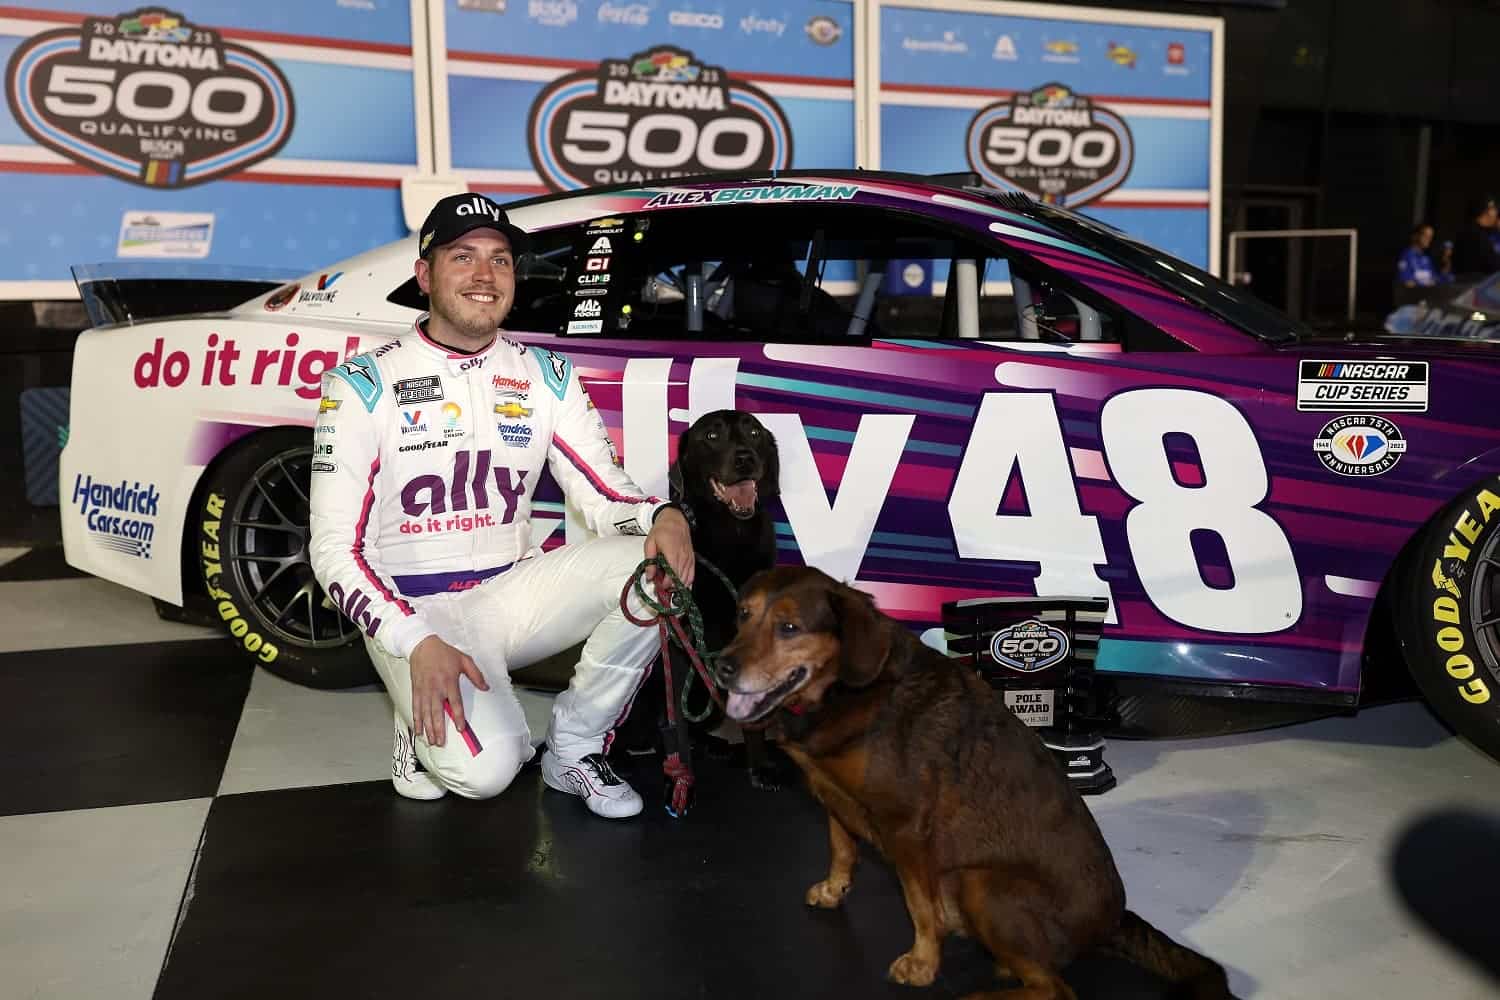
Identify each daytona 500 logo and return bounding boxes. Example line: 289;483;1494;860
965;83;1133;206
526;45;791;190
5;8;294;188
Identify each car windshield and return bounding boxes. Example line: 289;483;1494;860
976;191;1312;345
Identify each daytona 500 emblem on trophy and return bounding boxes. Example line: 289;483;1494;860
942;595;1116;794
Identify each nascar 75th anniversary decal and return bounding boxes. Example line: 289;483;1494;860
527;45;792;190
5;8;295;188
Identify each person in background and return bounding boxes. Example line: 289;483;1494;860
1396;223;1443;289
1451;195;1500;278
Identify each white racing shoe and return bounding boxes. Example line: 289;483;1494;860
392;710;447;801
540;749;643;819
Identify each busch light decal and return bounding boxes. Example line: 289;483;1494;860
5;8;295;188
989;619;1070;673
966;83;1133;206
526;45;791;190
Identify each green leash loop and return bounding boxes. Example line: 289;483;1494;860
630;553;738;723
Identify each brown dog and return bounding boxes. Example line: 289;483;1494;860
716;566;1235;1000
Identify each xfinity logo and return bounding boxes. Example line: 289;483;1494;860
455;197;502;221
740;15;785;36
670;10;723;29
598;2;649;25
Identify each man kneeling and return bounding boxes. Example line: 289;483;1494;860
308;194;694;818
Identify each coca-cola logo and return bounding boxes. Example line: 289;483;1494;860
5;7;294;188
965;82;1132;206
527;44;791;191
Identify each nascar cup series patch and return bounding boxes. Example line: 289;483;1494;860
5;8;295;189
989;619;1070;673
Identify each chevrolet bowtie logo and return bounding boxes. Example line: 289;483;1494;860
494;402;533;418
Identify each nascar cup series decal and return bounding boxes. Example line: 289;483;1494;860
5;8;294;188
527;45;792;190
965;83;1133;206
1296;360;1430;412
1313;415;1407;477
989;619;1070;673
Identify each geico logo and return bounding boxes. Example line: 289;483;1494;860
669;10;722;28
399;449;529;521
455;197;502;221
326;581;382;640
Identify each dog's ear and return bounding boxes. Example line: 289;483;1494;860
829;582;897;688
758;425;781;498
668;460;684;502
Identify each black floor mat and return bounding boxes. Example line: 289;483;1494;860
0;638;252;816
155;758;1178;999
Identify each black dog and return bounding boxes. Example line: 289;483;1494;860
619;409;791;789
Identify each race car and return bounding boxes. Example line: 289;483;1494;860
1385;270;1500;342
62;169;1500;763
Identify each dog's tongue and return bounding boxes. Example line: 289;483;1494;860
725;691;760;722
721;479;757;511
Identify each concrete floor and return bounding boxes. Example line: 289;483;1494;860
3;560;1499;998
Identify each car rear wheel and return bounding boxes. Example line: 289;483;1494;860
1398;480;1500;763
197;429;377;689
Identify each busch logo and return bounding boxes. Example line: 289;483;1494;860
965;83;1133;206
326;580;382;639
5;8;295;188
399;449;529;523
526;44;791;190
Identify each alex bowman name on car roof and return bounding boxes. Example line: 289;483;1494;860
1297;360;1430;412
643;184;858;208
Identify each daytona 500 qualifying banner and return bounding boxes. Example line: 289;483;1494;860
440;0;856;199
877;1;1220;270
0;2;424;297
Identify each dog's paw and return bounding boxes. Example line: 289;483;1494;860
804;878;851;909
887;950;938;987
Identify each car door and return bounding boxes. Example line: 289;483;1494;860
509;199;1317;694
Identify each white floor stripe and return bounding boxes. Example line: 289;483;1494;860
0;578;220;654
0;547;28;569
0;798;212;1000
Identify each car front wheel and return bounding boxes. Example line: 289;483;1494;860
1399;479;1500;763
196;429;377;689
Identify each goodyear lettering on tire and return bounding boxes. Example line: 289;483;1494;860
201;490;279;664
1426;488;1500;706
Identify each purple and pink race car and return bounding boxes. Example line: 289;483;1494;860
62;171;1500;762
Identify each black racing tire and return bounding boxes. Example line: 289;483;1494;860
196;428;377;689
1398;480;1500;764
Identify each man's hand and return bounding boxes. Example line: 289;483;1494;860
645;507;695;590
408;634;489;748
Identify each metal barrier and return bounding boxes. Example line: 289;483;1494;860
1226;227;1358;322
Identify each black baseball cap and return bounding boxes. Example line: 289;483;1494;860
418;192;531;258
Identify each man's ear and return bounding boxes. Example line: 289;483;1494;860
829;583;895;688
415;257;433;296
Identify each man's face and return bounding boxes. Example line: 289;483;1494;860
415;229;516;337
1418;226;1433;249
1483;204;1498;228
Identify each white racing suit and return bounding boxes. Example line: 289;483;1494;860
308;317;667;799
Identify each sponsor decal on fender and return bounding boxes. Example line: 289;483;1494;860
200;491;278;663
5;8;295;188
1313;415;1406;477
1426;487;1499;706
1297;360;1429;412
966;82;1134;206
72;473;158;558
989;619;1070;673
527;45;792;190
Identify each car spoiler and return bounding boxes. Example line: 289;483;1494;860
69;262;300;329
